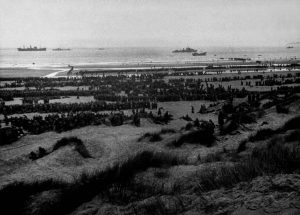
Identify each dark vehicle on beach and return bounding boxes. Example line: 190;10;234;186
17;45;46;51
172;47;197;53
192;52;207;56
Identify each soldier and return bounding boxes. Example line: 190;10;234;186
158;107;162;116
218;110;224;127
133;113;140;127
194;118;200;127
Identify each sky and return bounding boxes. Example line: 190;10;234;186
0;0;299;48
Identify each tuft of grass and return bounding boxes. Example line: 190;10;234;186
138;132;162;142
53;137;82;150
154;169;170;179
239;112;257;124
134;196;183;215
185;122;194;130
195;160;258;192
74;143;92;158
160;128;176;134
138;128;176;142
284;129;300;142
280;115;300;131
236;139;248;153
149;133;162;142
276;104;289;114
220;120;238;135
247;115;300;143
201;151;223;163
248;128;275;142
53;137;92;158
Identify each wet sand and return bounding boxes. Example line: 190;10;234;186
43;69;69;78
0;67;62;78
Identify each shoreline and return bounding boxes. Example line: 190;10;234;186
0;58;299;78
42;69;69;78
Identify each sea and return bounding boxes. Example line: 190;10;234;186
0;46;299;77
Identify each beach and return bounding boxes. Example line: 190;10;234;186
1;47;300;215
2;0;300;213
1;46;299;78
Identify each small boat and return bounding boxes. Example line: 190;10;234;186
52;48;71;51
286;46;294;49
192;52;207;56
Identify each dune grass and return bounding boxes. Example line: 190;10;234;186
0;150;186;215
0;179;68;215
280;115;300;131
160;128;176;134
248;128;275;142
2;116;299;215
276;104;289;113
240;115;300;151
284;129;300;142
196;136;300;193
53;136;82;150
138;128;176;142
236;139;248;153
138;132;162;142
201;151;223;163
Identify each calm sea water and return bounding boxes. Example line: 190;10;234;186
0;47;300;67
0;46;299;69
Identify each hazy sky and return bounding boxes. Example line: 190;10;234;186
0;0;299;48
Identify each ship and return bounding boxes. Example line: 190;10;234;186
286;46;294;49
17;45;46;51
52;48;71;51
172;47;197;53
192;51;207;56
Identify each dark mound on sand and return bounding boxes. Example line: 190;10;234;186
138;132;162;142
29;147;48;160
172;120;215;147
138;128;176;142
172;128;215;147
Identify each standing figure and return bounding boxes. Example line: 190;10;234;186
218;110;224;127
